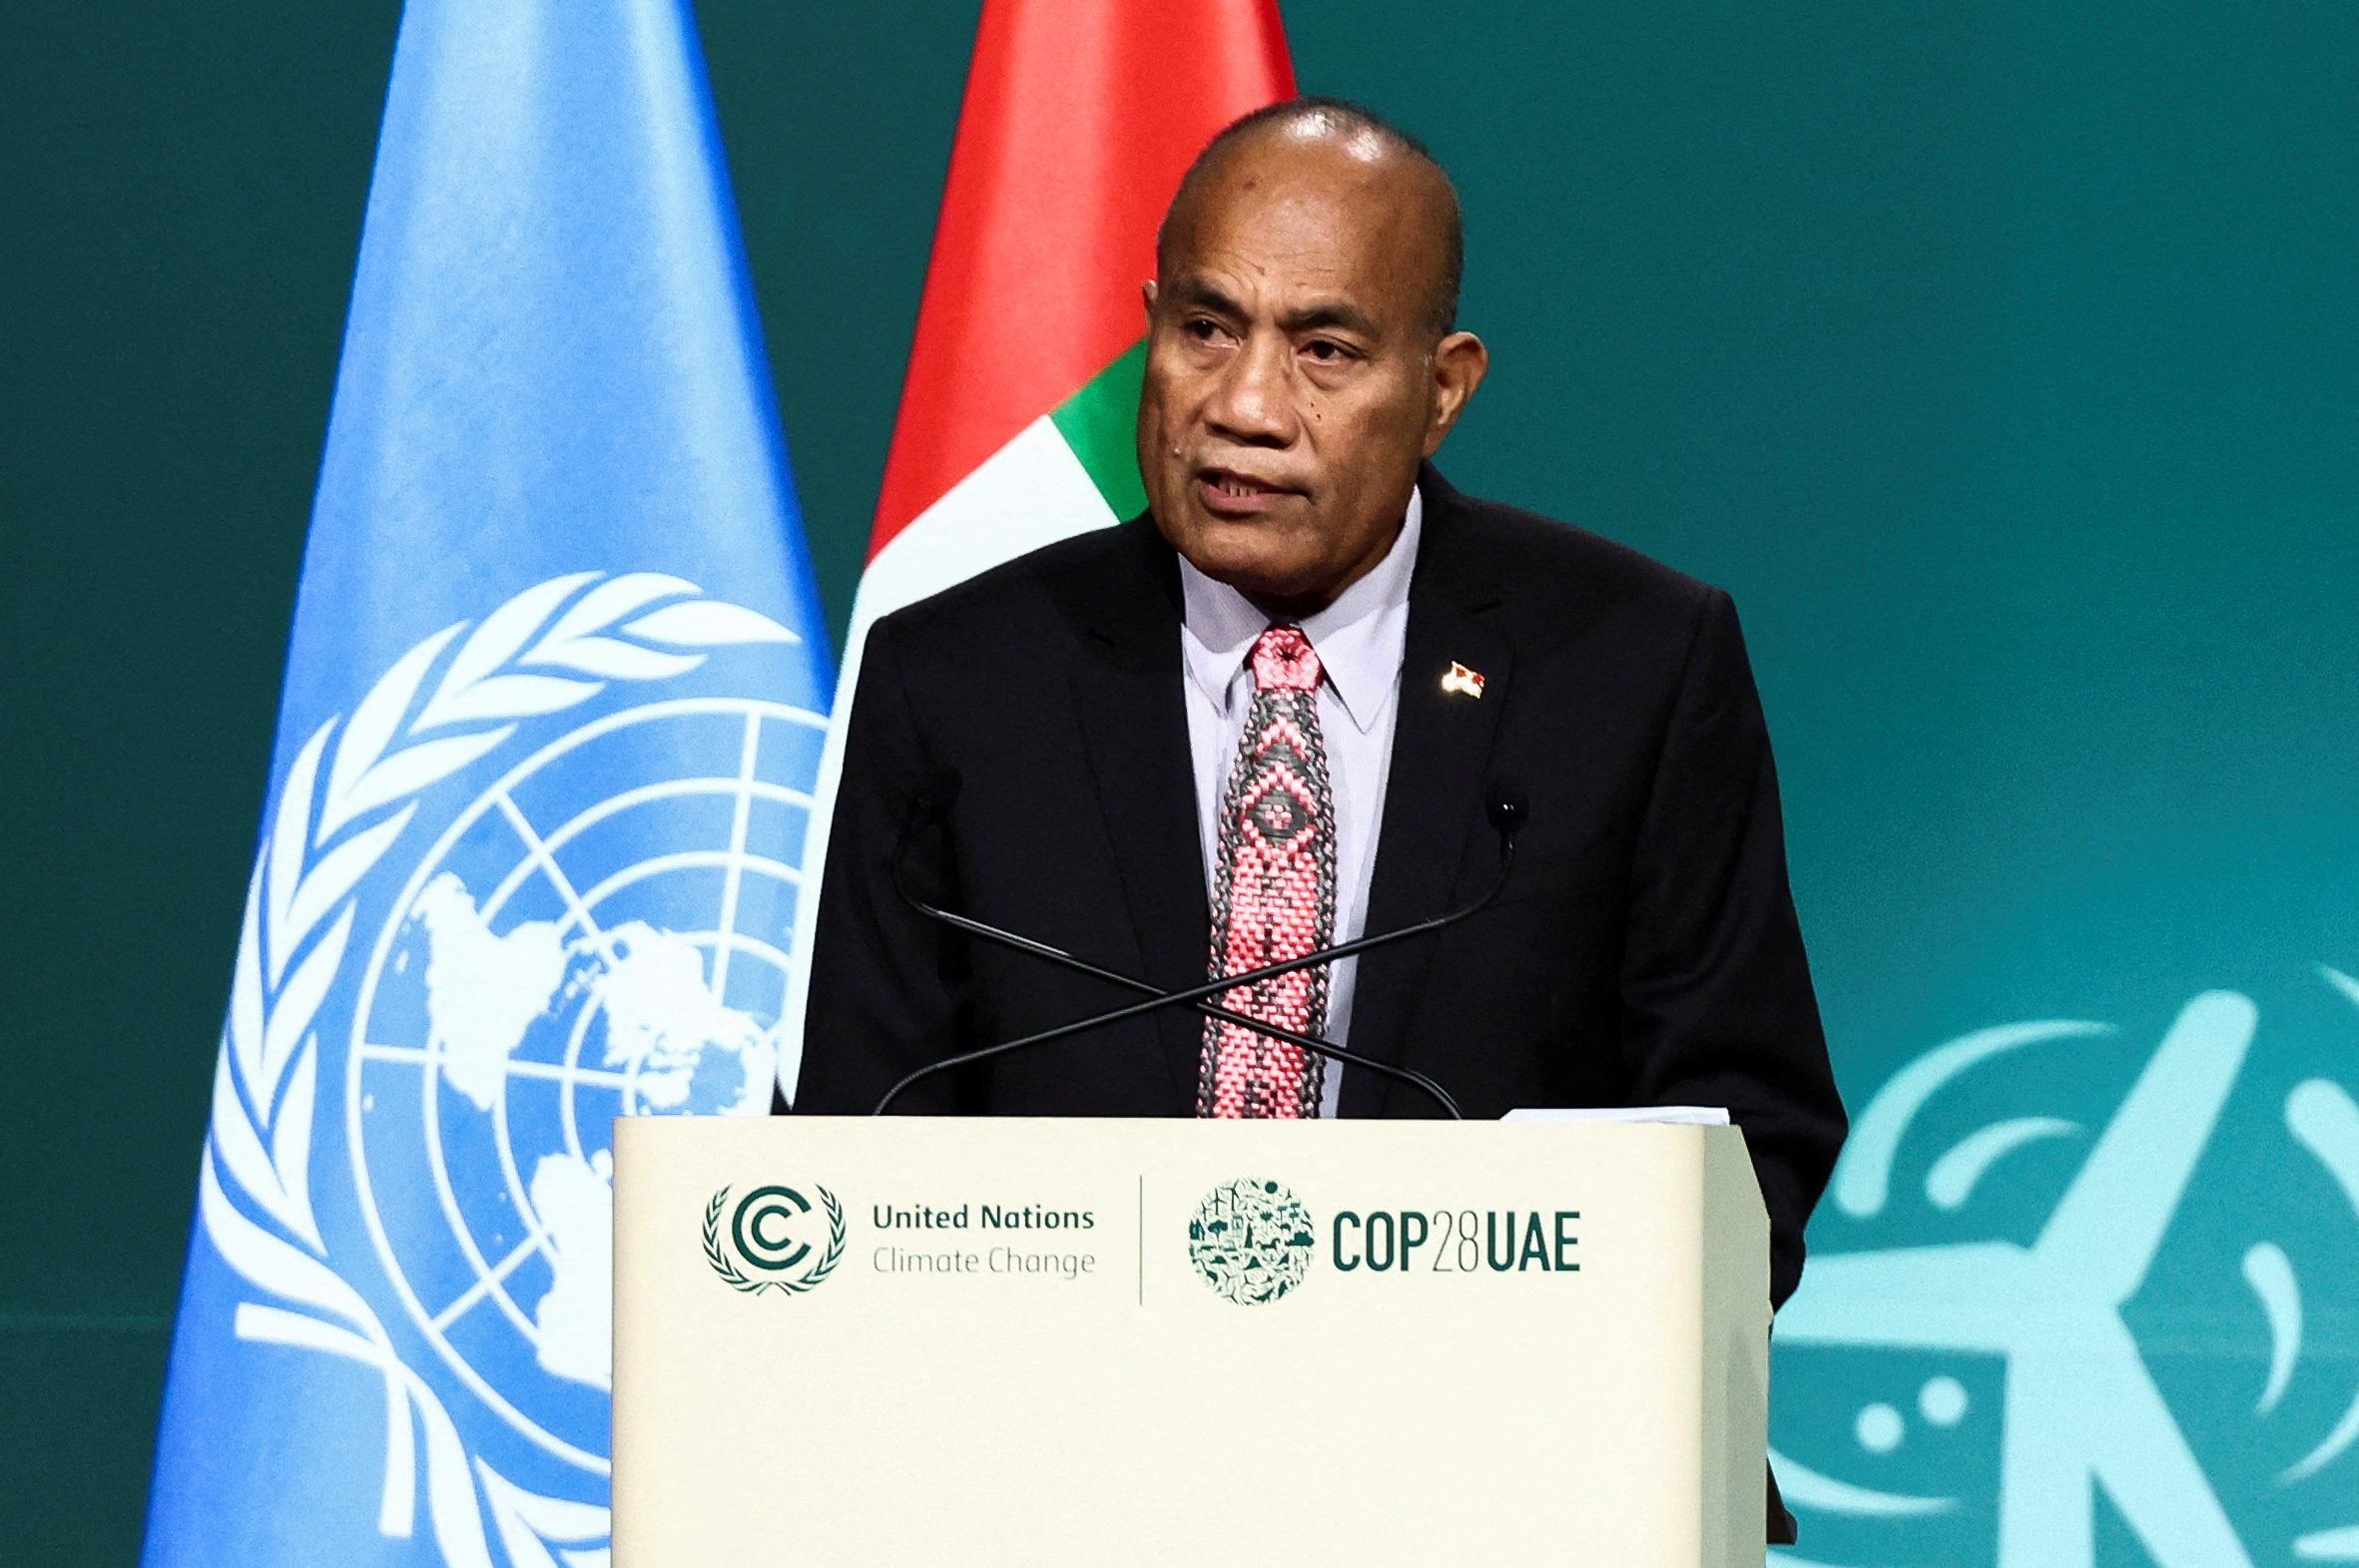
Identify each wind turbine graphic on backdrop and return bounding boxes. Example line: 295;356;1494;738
1774;990;2258;1567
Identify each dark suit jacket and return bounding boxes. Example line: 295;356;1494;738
793;467;1844;1540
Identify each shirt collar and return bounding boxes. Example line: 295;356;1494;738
1178;485;1423;736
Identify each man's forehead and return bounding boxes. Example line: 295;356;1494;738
1189;153;1403;238
1186;134;1401;222
1168;175;1434;320
1168;215;1363;292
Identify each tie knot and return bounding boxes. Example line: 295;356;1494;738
1250;625;1321;693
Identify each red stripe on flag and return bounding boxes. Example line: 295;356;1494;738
868;0;1295;559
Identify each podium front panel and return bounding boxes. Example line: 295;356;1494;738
613;1117;1768;1566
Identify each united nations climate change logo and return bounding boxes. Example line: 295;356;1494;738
197;572;825;1566
703;1184;845;1296
1189;1179;1317;1305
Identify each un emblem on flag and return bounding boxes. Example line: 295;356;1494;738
198;572;827;1561
350;692;825;1462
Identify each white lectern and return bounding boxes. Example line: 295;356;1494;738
613;1117;1769;1566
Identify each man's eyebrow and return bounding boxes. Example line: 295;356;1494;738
1278;299;1381;339
1163;277;1381;340
1165;276;1244;317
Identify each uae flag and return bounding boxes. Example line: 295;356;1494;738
780;0;1295;1091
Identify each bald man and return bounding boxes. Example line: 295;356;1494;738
795;100;1844;1539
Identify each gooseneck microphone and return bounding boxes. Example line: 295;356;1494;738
885;789;1467;1118
867;778;1530;1117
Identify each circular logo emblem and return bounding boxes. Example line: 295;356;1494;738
1189;1179;1317;1305
703;1184;845;1296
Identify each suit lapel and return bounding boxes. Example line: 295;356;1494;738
1064;518;1208;1110
1340;470;1513;1117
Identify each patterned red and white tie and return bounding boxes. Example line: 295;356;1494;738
1197;625;1336;1119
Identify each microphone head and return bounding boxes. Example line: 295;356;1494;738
1483;781;1531;840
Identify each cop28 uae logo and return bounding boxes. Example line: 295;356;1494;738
704;1184;845;1296
1189;1179;1317;1305
197;572;825;1566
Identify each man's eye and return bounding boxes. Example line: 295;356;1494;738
1303;339;1349;363
1184;317;1223;342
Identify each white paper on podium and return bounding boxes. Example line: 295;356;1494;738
1502;1104;1731;1125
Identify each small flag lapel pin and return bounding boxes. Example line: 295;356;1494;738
1441;661;1486;699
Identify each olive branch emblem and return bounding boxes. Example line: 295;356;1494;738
704;1185;846;1296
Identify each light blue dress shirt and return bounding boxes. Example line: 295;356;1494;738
1177;487;1423;1117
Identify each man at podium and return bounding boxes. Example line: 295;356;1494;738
795;98;1845;1325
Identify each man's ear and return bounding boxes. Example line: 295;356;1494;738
1423;330;1489;457
1141;278;1159;322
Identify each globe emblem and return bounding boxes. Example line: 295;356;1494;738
1189;1179;1317;1305
345;696;826;1473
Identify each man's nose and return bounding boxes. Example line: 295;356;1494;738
1203;333;1296;447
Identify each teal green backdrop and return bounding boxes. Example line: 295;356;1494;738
5;2;2355;1562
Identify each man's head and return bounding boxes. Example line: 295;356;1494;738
1138;99;1488;619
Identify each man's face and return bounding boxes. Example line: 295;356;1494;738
1138;132;1485;617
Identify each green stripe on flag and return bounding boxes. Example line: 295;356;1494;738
1049;341;1148;520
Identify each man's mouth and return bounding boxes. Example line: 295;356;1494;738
1195;466;1296;517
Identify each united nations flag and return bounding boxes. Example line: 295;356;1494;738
140;1;832;1561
